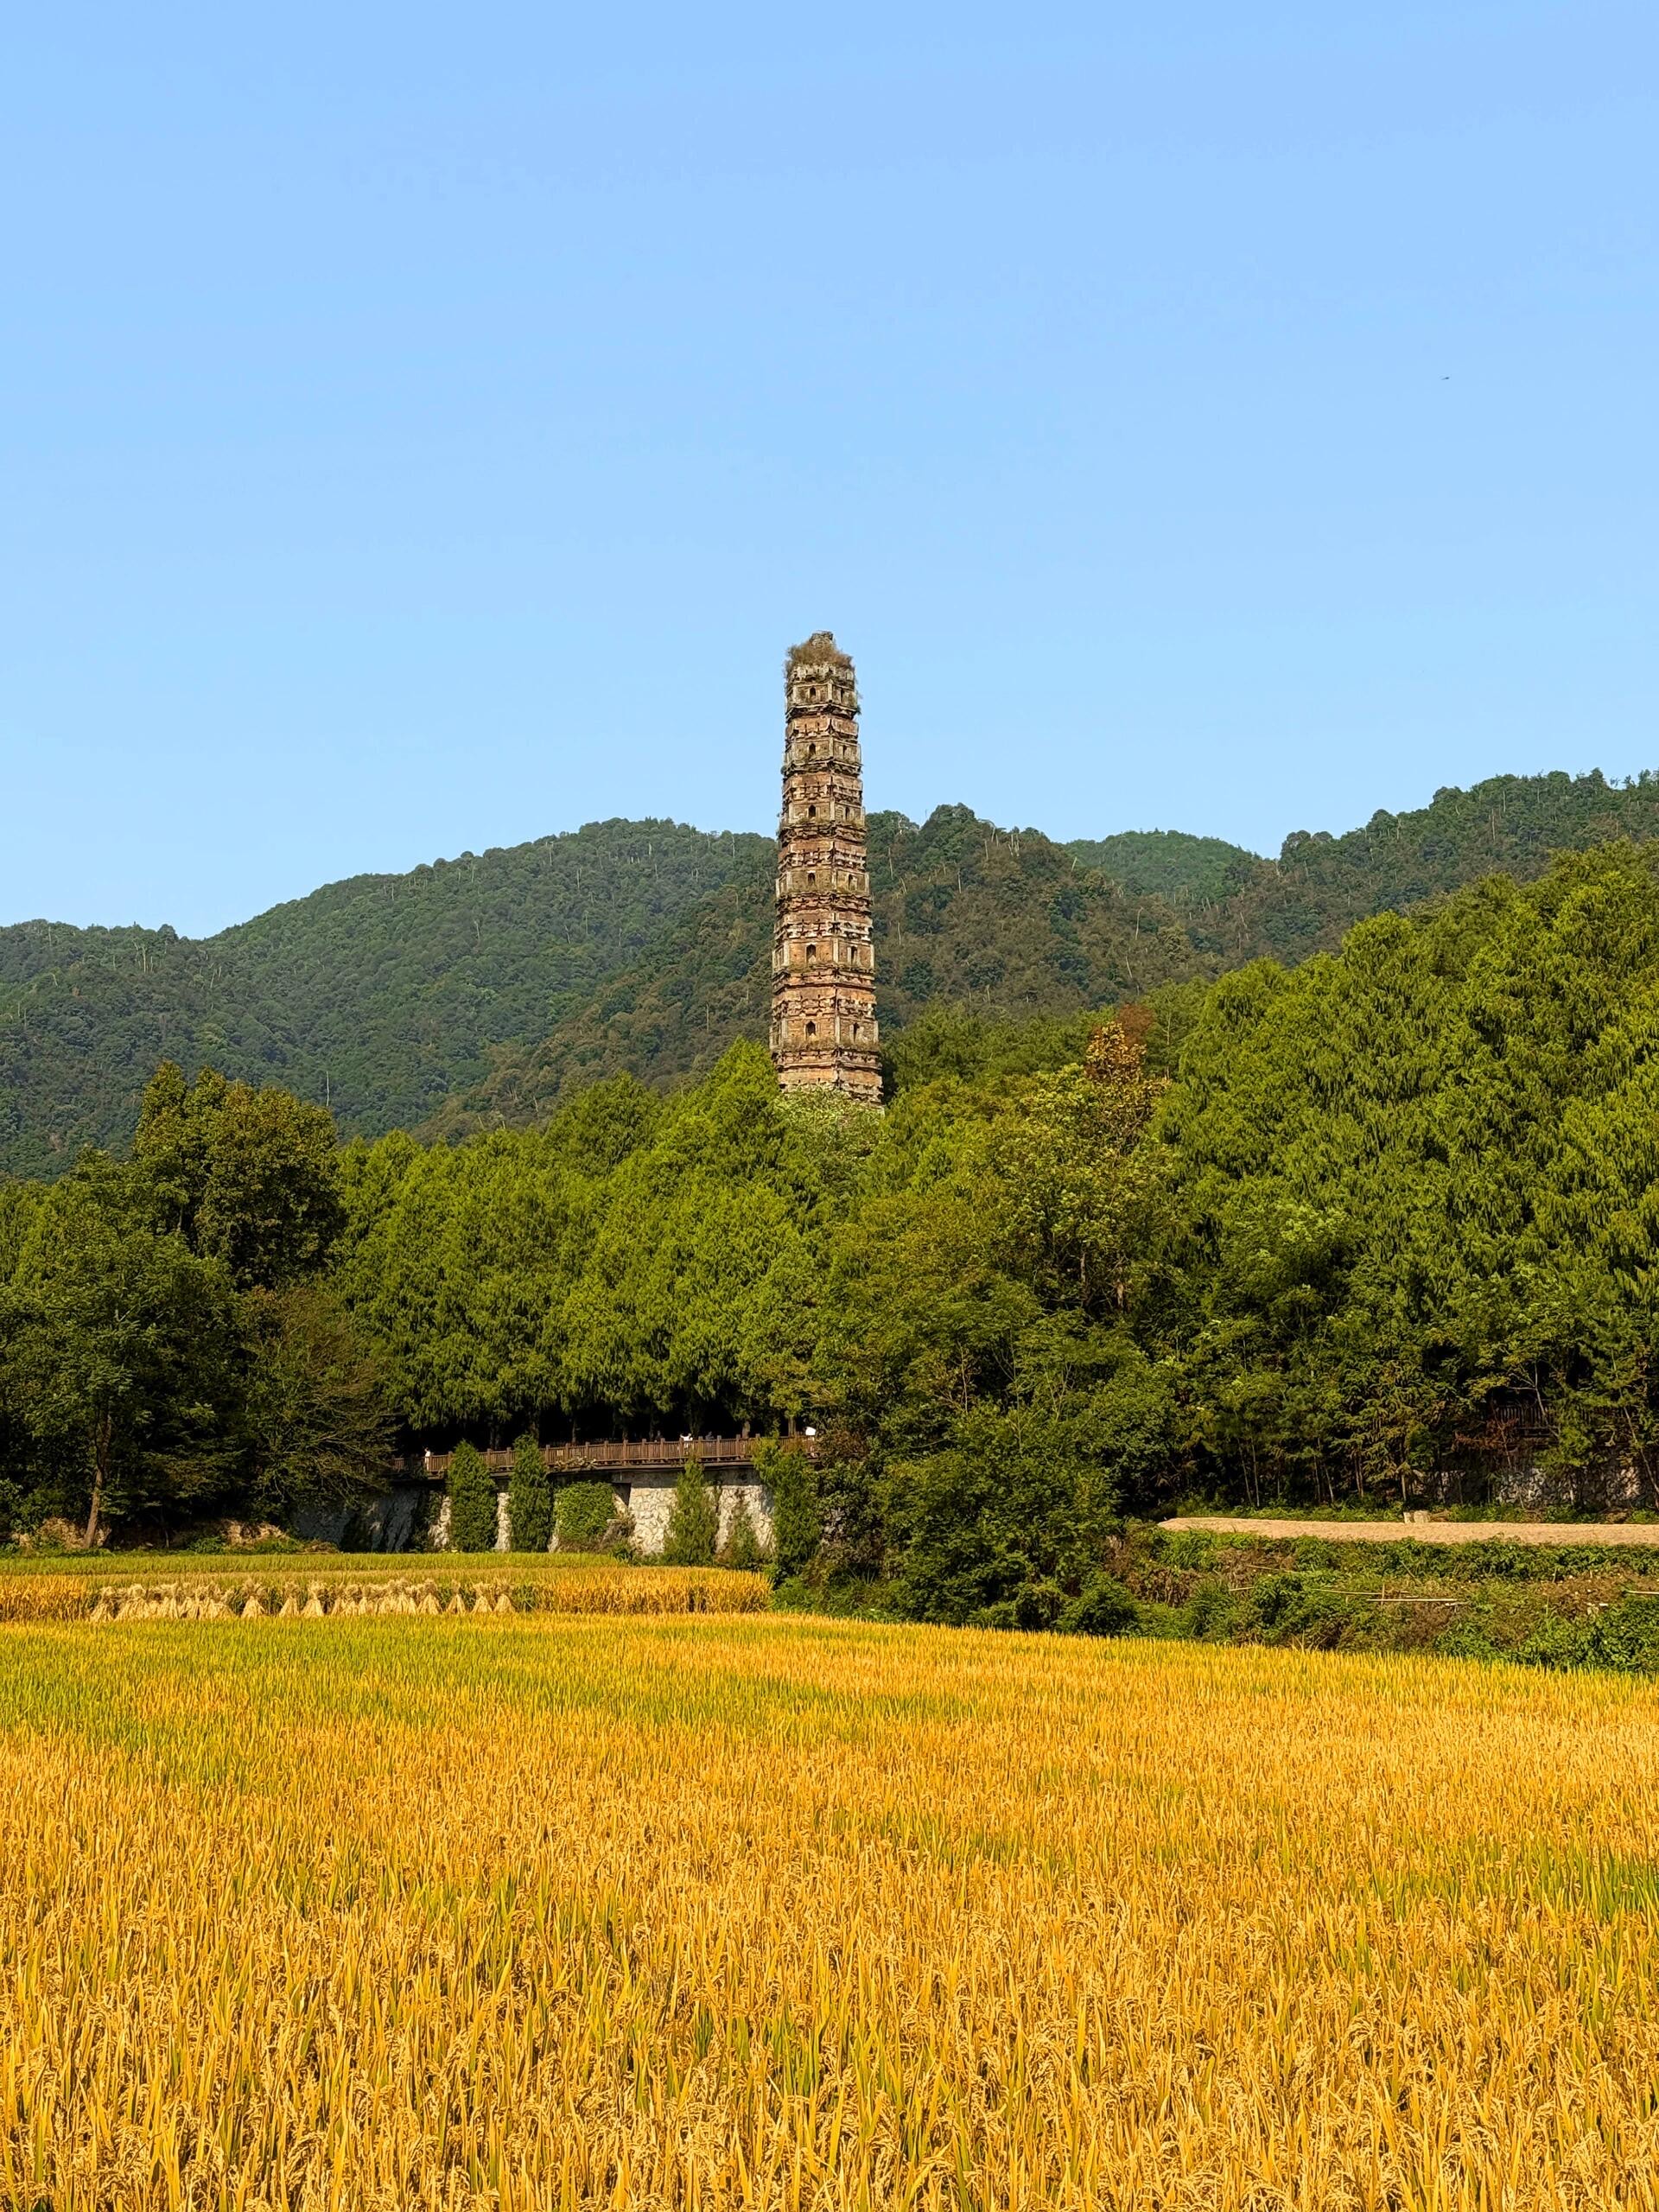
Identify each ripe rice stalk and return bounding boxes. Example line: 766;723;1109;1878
3;1621;1659;2205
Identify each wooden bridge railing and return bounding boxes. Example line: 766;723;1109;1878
401;1435;816;1482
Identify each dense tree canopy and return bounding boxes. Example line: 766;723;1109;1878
10;842;1659;1625
135;1063;344;1289
0;1071;388;1541
1149;845;1659;1507
334;843;1659;1615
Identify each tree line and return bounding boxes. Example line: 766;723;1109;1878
6;842;1659;1624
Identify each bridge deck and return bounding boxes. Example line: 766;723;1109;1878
404;1437;806;1482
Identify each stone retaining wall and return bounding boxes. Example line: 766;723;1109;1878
296;1470;774;1557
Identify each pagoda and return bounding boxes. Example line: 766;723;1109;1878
769;633;881;1103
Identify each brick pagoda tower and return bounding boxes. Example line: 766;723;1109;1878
770;632;881;1103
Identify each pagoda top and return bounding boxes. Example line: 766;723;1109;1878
785;631;853;677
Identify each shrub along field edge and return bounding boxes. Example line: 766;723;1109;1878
1104;1525;1659;1673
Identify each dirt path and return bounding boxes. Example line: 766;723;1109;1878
1160;1515;1659;1547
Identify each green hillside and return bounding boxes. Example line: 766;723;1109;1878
440;770;1659;1135
1066;771;1659;949
1062;829;1267;906
5;766;1658;1174
430;807;1206;1135
0;821;766;1176
1201;767;1659;963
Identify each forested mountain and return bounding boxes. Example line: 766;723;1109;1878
1184;766;1659;963
5;765;1659;1174
432;806;1205;1135
282;836;1659;1582
1060;771;1659;930
440;769;1659;1135
0;821;766;1176
1062;830;1268;906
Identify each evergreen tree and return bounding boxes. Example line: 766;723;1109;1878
446;1441;497;1553
662;1458;719;1566
754;1440;822;1580
242;1285;393;1519
554;1480;617;1552
719;1491;765;1570
506;1432;551;1552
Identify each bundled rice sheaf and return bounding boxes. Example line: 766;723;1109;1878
0;1564;770;1624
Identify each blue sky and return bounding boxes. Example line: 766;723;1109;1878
3;1;1655;936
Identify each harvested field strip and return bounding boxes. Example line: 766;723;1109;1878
1165;1513;1659;1545
0;1550;734;1580
0;1566;768;1624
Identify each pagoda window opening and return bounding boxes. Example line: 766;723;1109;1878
805;1020;817;1036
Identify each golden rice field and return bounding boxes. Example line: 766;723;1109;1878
3;1613;1659;2210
